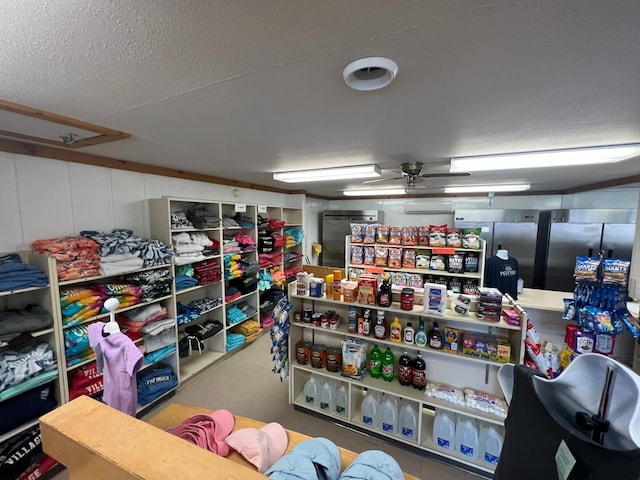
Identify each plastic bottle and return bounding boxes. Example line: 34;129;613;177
455;416;479;460
332;269;342;300
399;403;418;441
398;350;413;386
373;310;388;340
335;384;348;417
361;391;380;428
362;309;372;336
381;346;395;382
319;380;336;413
433;409;456;451
389;316;402;343
411;351;426;390
403;322;414;344
377;274;392;307
369;344;382;378
380;396;399;435
428;321;443;349
303;375;320;407
414;319;427;347
479;424;504;466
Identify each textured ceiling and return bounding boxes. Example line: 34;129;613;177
2;0;640;197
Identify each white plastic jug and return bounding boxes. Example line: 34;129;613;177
304;375;320;408
479;424;504;466
361;391;380;428
335;384;348;417
433;409;456;451
455;416;479;460
319;380;336;413
399;403;418;441
380;396;399;435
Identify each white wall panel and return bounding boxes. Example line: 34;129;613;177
15;155;73;248
143;173;171;199
68;163;114;233
109;169;147;237
168;178;195;198
0;153;21;252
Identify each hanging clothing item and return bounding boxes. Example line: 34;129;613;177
88;322;143;416
484;255;519;299
495;365;640;479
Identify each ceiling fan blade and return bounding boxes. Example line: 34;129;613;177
419;172;471;178
362;176;404;184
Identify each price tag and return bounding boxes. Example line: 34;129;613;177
234;203;246;213
555;440;576;480
257;205;268;213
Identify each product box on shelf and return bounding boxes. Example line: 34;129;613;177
341;337;368;381
356;274;378;305
461;331;511;363
341;281;359;303
443;326;459;354
477;287;503;322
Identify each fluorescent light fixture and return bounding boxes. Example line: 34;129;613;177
273;164;381;183
343;188;406;196
444;184;531;193
450;144;640;172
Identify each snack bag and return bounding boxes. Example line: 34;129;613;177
428;225;447;247
350;245;364;265
446;227;462;248
388;247;403;268
393;272;409;287
464;252;479;272
448;253;464;273
574;256;601;282
388;226;403;245
401;226;418;246
375;245;388;267
461;227;482;249
429;254;447;271
363;224;378;244
376;225;390;244
602;258;630;287
363;246;376;266
418;226;430;246
402;248;416;269
416;250;430;269
350;223;364;243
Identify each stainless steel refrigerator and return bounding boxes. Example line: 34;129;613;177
455;210;540;288
543;209;636;292
321;210;383;267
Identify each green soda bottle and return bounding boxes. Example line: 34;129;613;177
369;345;382;378
381;346;395;382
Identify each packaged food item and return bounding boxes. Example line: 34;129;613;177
461;227;482;249
416;250;430;268
393;272;408;286
363;246;376;265
402;248;417;269
574;330;596;354
464;389;508;418
375;246;388;267
443;326;459;353
308;278;325;298
408;274;423;289
559;346;576;370
377;273;393;307
448;278;462;294
453;294;472;315
376;225;390;244
464;252;479;272
446;227;462;248
350;245;364;265
602;258;630;287
311;344;327;369
350;223;364;243
428;225;447;247
341;337;368;381
400;287;415;311
363;224;378;244
388;226;403;245
424;283;447;315
402;226;418;246
418;226;430;246
501;308;521;326
357;274;378;305
448;253;464;273
388;247;403;268
425;382;465;406
429;255;447;271
574;256;601;282
342;281;359;303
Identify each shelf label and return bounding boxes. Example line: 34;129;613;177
431;247;456;255
234;203;247;213
257;205;268;213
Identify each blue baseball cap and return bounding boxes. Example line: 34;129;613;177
338;450;404;480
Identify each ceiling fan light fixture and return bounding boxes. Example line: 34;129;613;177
450;144;640;172
273;164;381;183
343;57;398;91
444;184;531;193
343;188;406;196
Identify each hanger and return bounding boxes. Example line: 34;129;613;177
102;297;121;335
499;354;640;449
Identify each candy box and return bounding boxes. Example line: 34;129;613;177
443;326;459;354
496;342;512;363
501;308;521;326
575;331;596;355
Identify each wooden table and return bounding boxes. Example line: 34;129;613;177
40;396;419;479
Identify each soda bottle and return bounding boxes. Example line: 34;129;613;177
369;345;382;378
381;346;395;382
411;351;426;390
398;350;412;386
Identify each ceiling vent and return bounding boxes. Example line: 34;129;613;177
343;57;398;91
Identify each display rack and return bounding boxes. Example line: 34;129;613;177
287;282;527;475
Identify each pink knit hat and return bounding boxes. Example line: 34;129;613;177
226;422;288;473
167;409;235;456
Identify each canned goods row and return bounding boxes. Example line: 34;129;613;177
293;308;341;330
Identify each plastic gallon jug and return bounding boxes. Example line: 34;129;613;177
479;424;504;466
361;391;380;428
399;403;418;441
455;416;479;460
319;380;336;413
433;409;456;451
380;396;398;435
335;384;348;417
304;375;320;408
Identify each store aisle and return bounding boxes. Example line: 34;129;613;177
48;332;487;479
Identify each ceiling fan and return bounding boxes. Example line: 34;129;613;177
364;162;471;187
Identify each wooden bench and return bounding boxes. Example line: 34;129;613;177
40;396;419;479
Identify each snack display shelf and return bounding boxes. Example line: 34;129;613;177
347;264;482;280
349;244;483;253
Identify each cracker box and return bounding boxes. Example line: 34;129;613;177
443;326;459;354
357;274;378;305
341;281;359;303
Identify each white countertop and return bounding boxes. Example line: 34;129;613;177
516;287;640;316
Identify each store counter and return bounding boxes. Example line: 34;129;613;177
40;396;419;480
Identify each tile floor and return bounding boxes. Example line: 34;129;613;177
49;332;490;479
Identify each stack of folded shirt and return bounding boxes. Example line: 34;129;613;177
230;319;261;342
224;286;241;302
283;227;304;247
80;229;172;270
189;297;223;315
258;252;283;268
0;305;52;342
226;333;245;352
67;361;103;401
171;212;193;229
173;232;207;266
177;302;201;326
0;343;56;394
98;252;144;276
283;267;303;284
226;305;247;326
222;235;242;255
222;216;241;228
31;237;101;281
268;218;286;229
176;274;198;291
224;254;244;280
193;259;221;285
185;204;220;229
116;303;168;332
283;252;303;263
271;232;285;248
143;344;176;364
141;318;176;355
234;232;256;252
63;325;93;366
258;231;275;253
184;320;223;341
137;364;178;406
233;213;255;228
241;258;260;277
59;283;142;326
123;268;173;301
236;301;257;319
0;254;49;291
